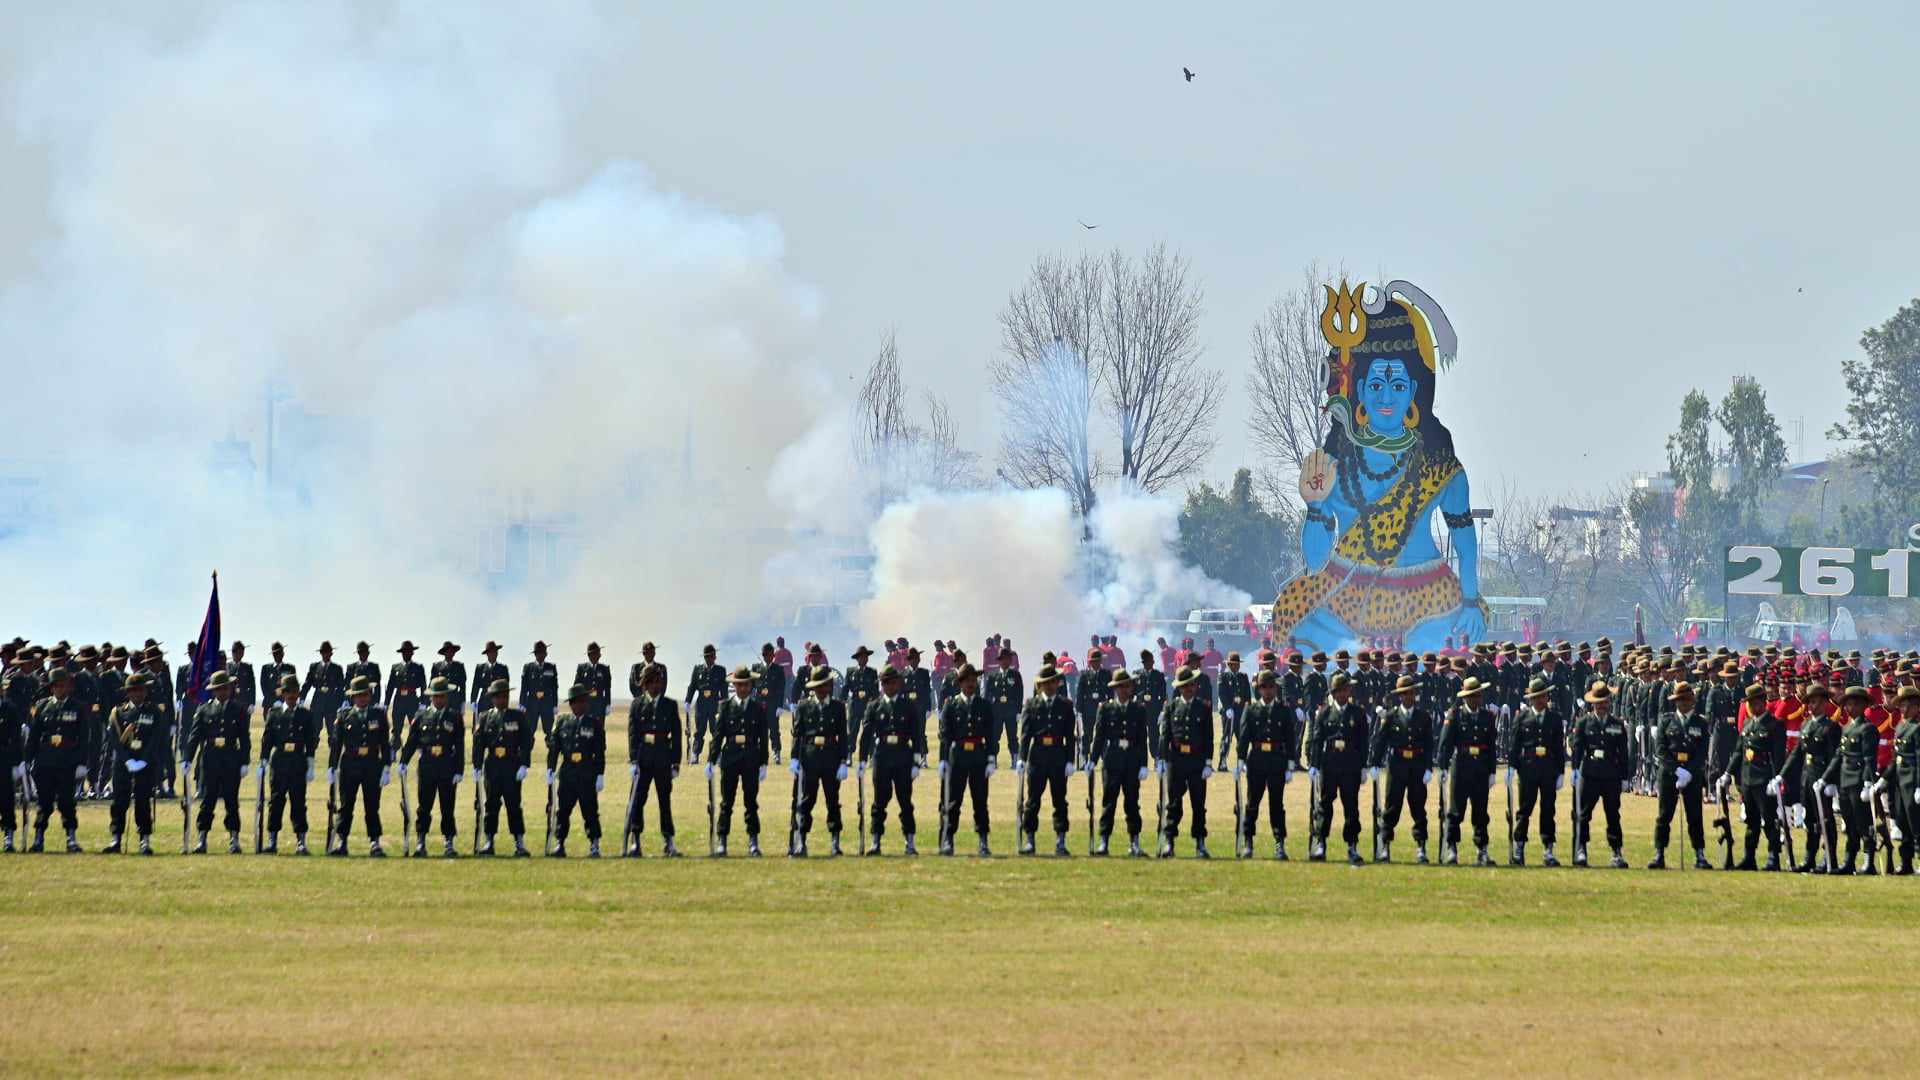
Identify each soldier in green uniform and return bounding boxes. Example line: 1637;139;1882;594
1817;684;1882;875
0;667;25;851
102;673;166;854
1569;682;1630;868
1134;650;1168;729
1702;660;1741;790
1648;681;1711;870
225;640;256;719
521;641;559;735
259;643;295;717
684;644;726;764
1776;681;1838;872
1074;647;1110;764
425;642;463;721
754;644;788;755
258;674;320;855
1722;680;1786;871
1368;674;1433;864
575;643;610;722
984;648;1023;769
327;676;392;857
903;647;933;715
791;644;823;712
1237;670;1298;860
92;645;130;795
1436;677;1498;866
472;678;535;856
1307;672;1369;865
302;642;346;737
787;667;851;857
938;664;996;857
623;664;683;857
1215;652;1250;770
345;642;381;716
1503;677;1566;867
385;641;426;745
1016;664;1078;856
1089;668;1150;857
471;642;510;719
858;665;926;855
399;677;466;857
1888;684;1920;875
1156;666;1214;858
184;671;251;854
710;665;771;856
843;645;881;745
546;683;607;857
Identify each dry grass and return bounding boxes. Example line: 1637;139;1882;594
4;707;1918;1077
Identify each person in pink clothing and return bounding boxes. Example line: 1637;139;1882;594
931;641;953;685
1201;638;1224;681
1101;636;1123;672
1157;637;1177;675
773;637;794;680
982;635;1001;672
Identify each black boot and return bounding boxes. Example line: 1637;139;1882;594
1094;833;1110;857
138;835;153;856
663;837;681;858
1609;847;1628;869
976;831;991;858
866;832;881;857
903;834;917;857
1348;843;1364;866
829;833;842;857
1763;852;1782;872
29;828;45;853
1194;838;1210;860
513;835;530;857
1694;849;1711;870
1128;833;1144;858
1054;832;1070;857
1018;830;1035;856
1647;848;1666;870
191;831;208;855
101;833;123;855
263;833;278;855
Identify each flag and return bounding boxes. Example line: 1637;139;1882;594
184;572;222;712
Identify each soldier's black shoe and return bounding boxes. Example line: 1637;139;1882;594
549;842;567;858
1510;842;1524;867
1608;848;1628;869
1415;843;1429;865
263;834;278;855
1157;837;1174;859
2;832;12;853
1195;839;1210;860
443;839;458;858
1275;840;1289;861
138;836;153;856
1055;833;1071;857
587;840;601;859
191;832;208;855
1572;844;1588;867
1542;844;1560;867
664;838;682;858
1735;856;1758;872
829;834;843;857
1475;846;1493;868
1441;844;1459;866
327;843;347;857
295;836;310;856
1127;834;1145;858
1018;831;1035;856
1347;844;1363;867
939;836;955;856
1763;853;1781;872
1374;841;1390;864
1861;858;1878;877
904;835;918;857
976;833;992;858
1694;850;1711;870
747;837;762;857
1647;850;1666;870
1094;834;1110;857
369;841;387;858
1308;840;1326;862
101;834;123;855
1793;859;1813;873
1899;859;1915;876
28;829;44;853
790;836;807;858
865;833;881;856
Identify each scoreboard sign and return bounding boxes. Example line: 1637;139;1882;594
1725;544;1916;599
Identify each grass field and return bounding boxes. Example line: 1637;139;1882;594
6;707;1920;1077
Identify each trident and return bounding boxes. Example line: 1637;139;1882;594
1320;280;1368;395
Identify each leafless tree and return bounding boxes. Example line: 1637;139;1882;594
855;331;981;504
992;246;1217;516
1246;263;1340;510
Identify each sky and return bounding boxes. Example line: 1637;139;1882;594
0;1;1915;651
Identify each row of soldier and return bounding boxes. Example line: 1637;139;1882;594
5;635;1917;873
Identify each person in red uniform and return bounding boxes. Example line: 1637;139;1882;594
772;638;794;681
1201;639;1224;684
1158;638;1177;676
981;635;1001;672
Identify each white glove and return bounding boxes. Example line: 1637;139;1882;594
1138;766;1149;781
1156;760;1168;776
1765;776;1782;797
1823;783;1838;798
452;773;463;786
1015;759;1026;775
1675;767;1691;790
515;766;528;782
1064;761;1076;777
9;763;21;782
1915;788;1920;806
1421;769;1432;785
1201;765;1214;781
326;768;337;784
758;766;768;781
1235;762;1246;777
1894;822;1906;842
857;762;867;777
1369;767;1382;783
1620;780;1630;793
1285;763;1296;781
1554;773;1564;791
939;761;949;777
1503;768;1514;784
705;763;716;780
545;769;555;785
788;758;802;777
126;759;148;774
985;762;996;778
307;762;316;783
255;761;266;778
178;758;189;776
1225;709;1238;722
1870;777;1888;797
595;775;604;792
1571;769;1581;785
398;764;409;780
380;768;391;787
835;764;849;782
911;765;921;780
629;763;639;778
670;765;680;780
1308;767;1320;781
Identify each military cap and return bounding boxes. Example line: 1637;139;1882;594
1333;649;1351;661
75;645;98;661
1034;665;1061;684
1172;667;1204;689
1254;670;1278;689
398;641;417;653
438;641;460;655
879;665;903;682
1226;651;1241;664
1848;649;1862;660
1842;685;1872;704
1456;676;1488;699
482;641;502;653
1329;672;1352;691
1310;651;1328;664
205;671;233;690
1500;642;1517;655
1584;682;1614;703
639;664;666;685
355;641;371;651
586;642;603;653
110;646;129;660
1286;652;1303;667
1596;637;1613;650
1524;677;1552;700
1107;668;1134;689
851;645;874;660
1394;675;1420;694
1577;642;1591;654
278;674;301;694
47;665;72;684
347;675;375;696
729;665;755;683
1451;656;1470;671
428;677;453;696
1670;681;1697;699
487;678;511;696
124;672;150;690
1892;685;1920;706
1744;682;1767;700
270;642;284;651
532;641;549;652
806;668;835;690
318;641;334;652
566;682;592;701
1802;682;1831;699
905;647;922;660
953;663;980;684
46;645;70;660
1720;661;1739;676
703;643;717;655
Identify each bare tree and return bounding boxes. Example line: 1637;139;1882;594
1246;262;1340;510
854;331;980;503
1100;245;1219;493
992;246;1217;516
992;256;1104;517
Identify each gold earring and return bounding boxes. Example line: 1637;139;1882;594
1356;403;1369;426
1406;403;1420;427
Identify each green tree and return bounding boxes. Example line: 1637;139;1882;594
1714;376;1788;528
1178;468;1297;600
1628;390;1737;636
1829;296;1920;542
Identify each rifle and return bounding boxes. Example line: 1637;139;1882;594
938;754;950;853
1502;767;1515;862
1818;786;1837;872
1437;767;1449;860
1713;774;1735;870
706;759;716;856
1155;762;1167;853
787;763;803;856
471;765;484;855
1086;756;1096;855
1775;782;1796;869
856;754;867;856
1234;756;1246;859
1371;766;1384;861
398;759;413;856
179;745;201;855
542;772;555;855
325;762;340;854
253;758;266;854
1869;780;1893;873
621;767;642;857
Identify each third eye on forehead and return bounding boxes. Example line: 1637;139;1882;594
1366;359;1410;388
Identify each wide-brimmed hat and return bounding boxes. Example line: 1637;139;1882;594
1034;665;1061;685
438;641;460;656
124;672;151;691
953;663;981;684
1456;677;1488;699
1842;685;1872;704
278;674;301;694
428;677;454;696
566;683;592;701
1107;668;1134;689
1584;683;1614;704
851;645;874;660
1329;672;1352;691
1255;670;1278;688
487;679;511;696
1172;667;1203;689
1525;677;1551;700
1394;675;1420;694
729;665;755;683
398;641;417;653
1892;685;1920;706
205;671;233;691
807;668;836;691
1670;681;1696;700
348;675;375;696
